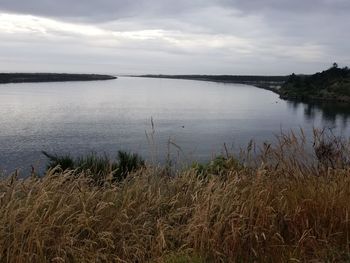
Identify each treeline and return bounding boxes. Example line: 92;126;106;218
0;73;116;84
280;64;350;101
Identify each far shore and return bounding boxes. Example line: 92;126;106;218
0;73;117;84
136;73;350;103
135;74;287;95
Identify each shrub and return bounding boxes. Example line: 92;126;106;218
42;151;75;171
115;150;145;181
191;156;243;177
42;150;144;183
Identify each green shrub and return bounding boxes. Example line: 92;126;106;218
191;155;243;177
42;151;75;171
42;150;144;183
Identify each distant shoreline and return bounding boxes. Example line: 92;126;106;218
136;74;287;95
0;73;117;84
136;73;350;103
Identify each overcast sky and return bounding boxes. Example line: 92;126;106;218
0;0;349;75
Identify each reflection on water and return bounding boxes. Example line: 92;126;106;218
1;76;350;174
286;100;350;130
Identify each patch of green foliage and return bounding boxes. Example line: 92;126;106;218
41;152;75;171
191;155;243;177
42;150;144;183
280;63;350;101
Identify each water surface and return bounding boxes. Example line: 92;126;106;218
1;77;350;174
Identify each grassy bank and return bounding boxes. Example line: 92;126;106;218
1;131;350;262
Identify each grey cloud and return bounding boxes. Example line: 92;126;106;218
0;0;349;74
0;0;215;22
221;0;350;14
0;0;349;22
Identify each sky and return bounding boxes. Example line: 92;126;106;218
0;0;349;75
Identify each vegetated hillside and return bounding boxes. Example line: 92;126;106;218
0;73;117;84
1;131;350;262
280;64;350;101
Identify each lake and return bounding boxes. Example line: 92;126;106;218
1;76;350;174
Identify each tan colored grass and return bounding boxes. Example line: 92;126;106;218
0;132;350;262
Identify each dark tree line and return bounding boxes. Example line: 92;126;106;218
0;73;116;84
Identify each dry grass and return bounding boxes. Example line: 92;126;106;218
0;131;350;262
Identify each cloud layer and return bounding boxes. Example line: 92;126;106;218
0;0;349;74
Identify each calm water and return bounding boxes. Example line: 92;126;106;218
1;76;350;174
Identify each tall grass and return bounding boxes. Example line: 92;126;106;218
0;131;350;262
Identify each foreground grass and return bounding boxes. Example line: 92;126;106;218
1;132;350;262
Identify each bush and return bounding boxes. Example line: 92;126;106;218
42;150;145;183
191;156;243;177
42;151;75;171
